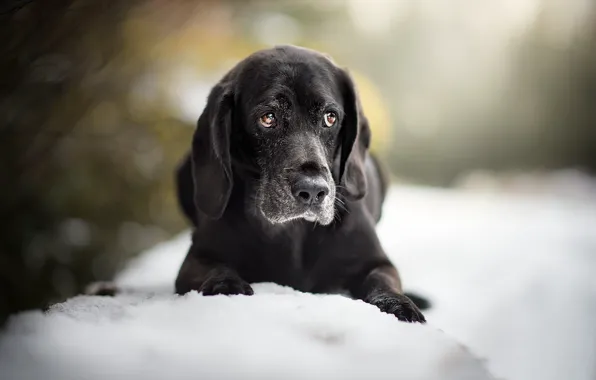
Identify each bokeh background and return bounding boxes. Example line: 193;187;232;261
1;0;595;323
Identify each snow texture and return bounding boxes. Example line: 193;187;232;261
2;181;596;380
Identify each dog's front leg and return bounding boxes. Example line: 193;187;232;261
175;253;253;296
351;264;425;323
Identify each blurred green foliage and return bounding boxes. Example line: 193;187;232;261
0;0;192;323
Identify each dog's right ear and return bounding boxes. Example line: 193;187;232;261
191;82;234;219
337;68;368;201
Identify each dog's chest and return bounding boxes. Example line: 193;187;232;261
238;232;302;290
238;231;336;292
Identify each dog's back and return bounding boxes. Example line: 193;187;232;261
175;154;197;226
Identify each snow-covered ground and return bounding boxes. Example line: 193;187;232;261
1;179;596;380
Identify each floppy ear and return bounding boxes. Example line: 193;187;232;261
191;82;234;219
337;69;369;200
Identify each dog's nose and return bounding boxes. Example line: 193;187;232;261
292;176;329;206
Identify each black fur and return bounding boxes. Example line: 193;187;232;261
175;45;426;323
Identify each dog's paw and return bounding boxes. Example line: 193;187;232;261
199;276;254;296
367;292;426;323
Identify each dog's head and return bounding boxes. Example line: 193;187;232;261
191;45;369;225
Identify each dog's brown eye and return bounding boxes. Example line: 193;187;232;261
324;112;337;127
260;113;276;128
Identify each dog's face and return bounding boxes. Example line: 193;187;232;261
191;46;369;225
235;49;347;224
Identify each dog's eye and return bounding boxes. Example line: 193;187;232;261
259;113;276;128
324;112;337;127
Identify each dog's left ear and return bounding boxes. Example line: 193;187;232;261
191;81;234;219
337;69;369;200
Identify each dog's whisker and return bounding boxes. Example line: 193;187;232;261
334;197;348;213
333;210;342;224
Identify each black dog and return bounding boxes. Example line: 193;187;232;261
175;45;426;323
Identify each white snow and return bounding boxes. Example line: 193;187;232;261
2;179;596;380
376;184;596;380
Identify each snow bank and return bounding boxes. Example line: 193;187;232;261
0;282;492;380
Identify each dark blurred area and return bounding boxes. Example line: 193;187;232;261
0;0;594;324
